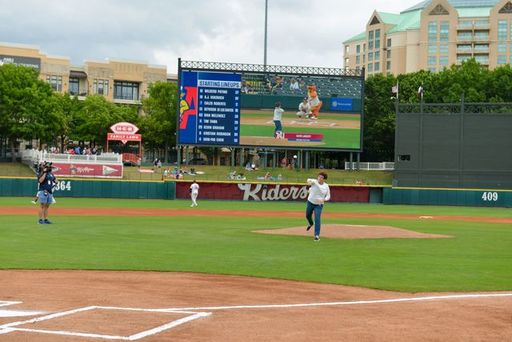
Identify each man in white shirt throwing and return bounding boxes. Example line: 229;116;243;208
190;180;200;207
306;172;330;241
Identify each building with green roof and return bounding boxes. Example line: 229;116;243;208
343;0;512;76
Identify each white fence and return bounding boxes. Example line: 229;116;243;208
22;149;123;166
344;162;394;171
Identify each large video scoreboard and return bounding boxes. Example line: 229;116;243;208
177;60;364;152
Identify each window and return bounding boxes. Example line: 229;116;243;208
375;29;381;49
374;62;380;71
368;30;374;50
498;20;507;41
387;38;392;47
356;55;360;64
498;43;507;53
498;55;507;64
367;63;373;72
374;51;380;60
46;75;62;92
386;61;391;70
114;81;139;101
457;44;472;52
439;56;448;65
440;21;449;42
429;67;437;73
428;44;437;54
474;31;488;40
93;79;109;96
386;50;391;59
457;32;472;41
457;55;470;64
356;45;360;54
439;43;448;54
474;20;489;28
69;77;79;95
363;54;366;63
428;56;437;65
368;52;373;62
474;44;488;52
345;45;350;54
428;21;438;42
474;55;488;64
458;20;472;28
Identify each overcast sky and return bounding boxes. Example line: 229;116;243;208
0;0;421;74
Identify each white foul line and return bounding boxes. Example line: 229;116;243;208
0;301;21;308
158;293;512;312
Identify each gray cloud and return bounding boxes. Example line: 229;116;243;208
0;0;420;72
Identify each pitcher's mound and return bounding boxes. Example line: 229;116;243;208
255;224;451;239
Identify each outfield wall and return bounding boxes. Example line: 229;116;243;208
0;178;175;199
384;187;512;207
175;181;373;202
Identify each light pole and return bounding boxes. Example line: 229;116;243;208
264;0;268;71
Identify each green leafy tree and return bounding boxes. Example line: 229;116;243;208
140;81;178;162
363;73;396;161
0;64;54;161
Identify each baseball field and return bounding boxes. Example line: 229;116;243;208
239;110;361;149
1;196;511;341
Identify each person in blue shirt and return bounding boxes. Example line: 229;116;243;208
37;161;57;224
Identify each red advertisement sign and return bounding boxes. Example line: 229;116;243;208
176;182;369;202
51;162;123;178
107;133;142;142
110;122;139;134
284;133;324;142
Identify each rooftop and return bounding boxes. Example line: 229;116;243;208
402;0;500;13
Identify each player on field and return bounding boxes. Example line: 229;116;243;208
190;180;200;207
306;172;330;241
273;102;285;139
296;98;311;119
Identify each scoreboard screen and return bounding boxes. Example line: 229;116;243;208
178;64;363;151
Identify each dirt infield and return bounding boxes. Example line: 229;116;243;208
255;224;452;239
1;206;511;225
1;271;511;341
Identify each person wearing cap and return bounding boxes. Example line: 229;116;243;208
296;98;311;119
37;161;58;224
306;172;330;241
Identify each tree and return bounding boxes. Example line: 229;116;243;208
0;64;54;161
363;73;396;161
140;81;178;162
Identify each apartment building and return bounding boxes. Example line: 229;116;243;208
0;42;169;103
343;0;512;76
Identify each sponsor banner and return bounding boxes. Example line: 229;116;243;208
0;55;41;70
51;162;123;178
176;182;369;202
330;97;353;111
284;133;323;142
107;133;142;142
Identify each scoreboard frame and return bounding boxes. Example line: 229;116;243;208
176;59;365;152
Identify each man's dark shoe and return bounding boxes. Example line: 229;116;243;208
306;225;312;231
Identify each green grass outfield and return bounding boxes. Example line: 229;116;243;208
240;124;360;149
1;197;511;292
